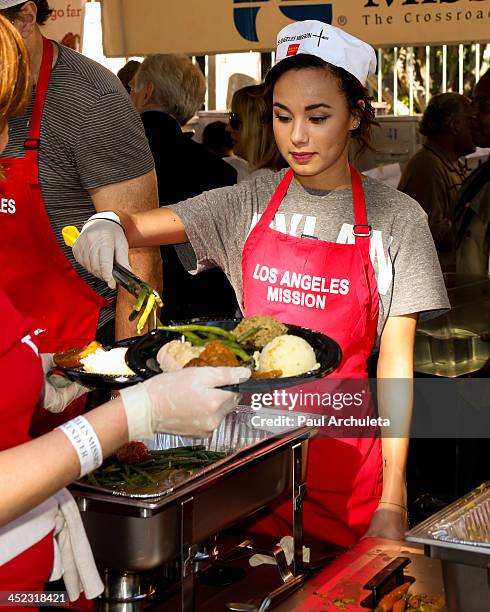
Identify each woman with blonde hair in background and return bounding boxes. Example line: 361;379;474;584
129;53;239;321
229;83;287;179
0;15;248;599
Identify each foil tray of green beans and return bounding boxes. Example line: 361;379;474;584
81;445;229;497
76;406;302;500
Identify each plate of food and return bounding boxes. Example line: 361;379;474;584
126;316;342;392
52;337;146;390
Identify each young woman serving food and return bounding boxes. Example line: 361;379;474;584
72;21;449;545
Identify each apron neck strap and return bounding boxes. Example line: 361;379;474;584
349;164;372;251
27;37;53;145
256;166;371;250
350;164;368;226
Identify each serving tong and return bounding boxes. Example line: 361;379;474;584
62;225;163;332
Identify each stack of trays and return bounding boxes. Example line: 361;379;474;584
406;482;490;612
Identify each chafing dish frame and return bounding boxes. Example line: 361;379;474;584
71;423;315;611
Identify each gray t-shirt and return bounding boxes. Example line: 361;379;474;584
4;43;155;327
170;170;450;341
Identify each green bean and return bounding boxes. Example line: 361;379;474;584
157;324;236;340
87;472;99;486
85;447;229;491
131;466;157;484
216;339;251;362
129;287;149;321
137;294;156;333
159;324;253;361
150;289;164;309
202;453;227;461
182;331;207;346
152;445;206;453
103;465;122;474
236;326;261;344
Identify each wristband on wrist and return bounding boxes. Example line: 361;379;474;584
85;212;124;232
57;416;103;477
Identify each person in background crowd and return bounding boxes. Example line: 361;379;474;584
455;69;490;276
117;59;141;94
229;83;287;179
72;21;450;546
202;120;251;182
398;93;475;271
129;54;239;321
0;13;251;602
0;0;162;435
202;120;234;158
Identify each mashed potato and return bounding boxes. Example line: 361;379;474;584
258;335;319;377
81;347;135;377
157;340;204;372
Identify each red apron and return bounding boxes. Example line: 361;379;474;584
0;38;109;434
0;288;54;609
242;167;383;546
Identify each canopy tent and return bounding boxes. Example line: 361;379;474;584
100;0;490;58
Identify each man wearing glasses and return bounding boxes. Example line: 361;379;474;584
455;69;490;276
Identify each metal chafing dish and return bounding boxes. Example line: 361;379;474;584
70;407;317;610
406;482;490;612
414;274;490;377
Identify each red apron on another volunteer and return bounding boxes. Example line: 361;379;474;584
0;289;54;609
0;38;110;434
242;166;383;546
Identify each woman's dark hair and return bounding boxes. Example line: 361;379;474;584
265;54;377;156
1;1;53;26
117;60;141;94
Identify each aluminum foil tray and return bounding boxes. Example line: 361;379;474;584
75;406;310;500
407;482;490;554
71;408;315;570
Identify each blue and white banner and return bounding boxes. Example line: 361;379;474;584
100;0;490;57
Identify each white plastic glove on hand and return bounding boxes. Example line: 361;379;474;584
120;367;251;440
72;212;131;289
41;354;90;414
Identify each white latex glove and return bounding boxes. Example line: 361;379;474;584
72;212;131;289
41;354;90;414
120;367;251;440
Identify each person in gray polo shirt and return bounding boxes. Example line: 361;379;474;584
0;0;162;433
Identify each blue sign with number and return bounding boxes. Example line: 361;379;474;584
233;1;333;42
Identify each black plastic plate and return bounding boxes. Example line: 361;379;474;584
54;337;145;390
125;318;342;393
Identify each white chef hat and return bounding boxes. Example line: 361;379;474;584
0;0;27;8
270;20;377;86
